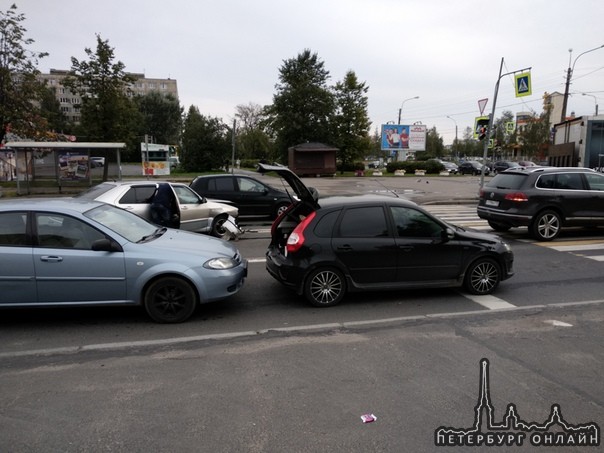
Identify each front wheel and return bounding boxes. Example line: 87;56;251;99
211;215;229;239
530;210;561;241
274;202;291;219
304;267;346;307
464;258;501;295
144;277;197;323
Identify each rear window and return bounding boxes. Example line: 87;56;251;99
485;173;527;190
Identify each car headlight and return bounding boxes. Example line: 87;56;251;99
204;257;238;270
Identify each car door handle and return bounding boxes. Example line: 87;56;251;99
336;245;353;251
40;255;63;262
398;245;414;252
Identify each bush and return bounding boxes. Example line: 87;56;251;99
386;160;444;174
337;161;365;172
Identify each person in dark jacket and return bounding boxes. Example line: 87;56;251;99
150;183;180;228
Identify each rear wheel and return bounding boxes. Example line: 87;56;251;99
144;277;197;323
464;258;501;295
488;220;511;232
530;210;561;241
304;267;346;307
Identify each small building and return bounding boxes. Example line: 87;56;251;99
550;115;604;168
288;142;338;176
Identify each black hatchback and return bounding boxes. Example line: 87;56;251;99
260;164;514;307
190;174;294;218
477;166;604;241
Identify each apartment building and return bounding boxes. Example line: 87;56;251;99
38;69;179;124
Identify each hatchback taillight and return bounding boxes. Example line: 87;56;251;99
286;211;316;254
504;192;529;202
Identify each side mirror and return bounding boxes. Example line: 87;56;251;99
442;227;455;241
91;238;122;252
308;187;319;201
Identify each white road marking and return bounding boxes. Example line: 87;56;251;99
461;294;516;310
544;320;573;327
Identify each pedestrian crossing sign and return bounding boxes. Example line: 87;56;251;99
515;72;532;97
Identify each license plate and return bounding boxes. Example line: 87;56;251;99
485;200;499;207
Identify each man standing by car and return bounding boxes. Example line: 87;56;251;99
150;183;180;229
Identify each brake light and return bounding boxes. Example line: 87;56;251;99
504;192;529;202
286;211;316;254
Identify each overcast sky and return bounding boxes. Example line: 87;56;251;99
18;0;604;145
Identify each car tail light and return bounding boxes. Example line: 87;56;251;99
504;192;529;202
286;211;316;254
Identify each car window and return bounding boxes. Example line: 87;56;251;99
0;212;28;246
313;210;339;237
486;174;527;189
390;206;443;238
173;185;201;204
36;214;105;249
209;177;235;192
237;177;265;193
555;173;584;190
536;174;556;189
119;186;157;204
337;206;389;238
584;172;604;191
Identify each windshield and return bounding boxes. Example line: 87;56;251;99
84;203;158;242
485;173;527;190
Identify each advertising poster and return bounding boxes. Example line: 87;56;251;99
58;153;89;180
381;124;410;150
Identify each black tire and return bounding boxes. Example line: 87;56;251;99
274;202;290;219
304;267;346;307
488;220;511;232
211;215;229;239
464;258;501;295
144;276;197;323
530;210;561;241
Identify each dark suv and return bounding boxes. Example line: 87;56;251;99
477;167;604;241
260;164;514;307
190;174;294;218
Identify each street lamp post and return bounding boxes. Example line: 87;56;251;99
582;93;599;116
398;96;419;124
561;44;604;123
446;115;458;159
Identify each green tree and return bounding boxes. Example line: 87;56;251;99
517;110;551;160
39;86;72;134
266;49;335;161
0;3;48;143
235;102;273;160
425;126;444;158
135;91;182;145
181;105;229;171
332;70;372;172
63;35;138;142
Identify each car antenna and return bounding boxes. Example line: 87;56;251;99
371;178;400;198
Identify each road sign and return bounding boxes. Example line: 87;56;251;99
515;72;532;97
478;98;488;115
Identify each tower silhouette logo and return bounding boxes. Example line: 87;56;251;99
434;359;600;447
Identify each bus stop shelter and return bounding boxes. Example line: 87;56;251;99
2;141;126;195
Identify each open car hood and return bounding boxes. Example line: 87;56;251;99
257;163;320;209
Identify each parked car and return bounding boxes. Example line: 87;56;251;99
259;163;514;307
459;161;490;176
190;173;295;218
493;161;518;174
168;156;180;170
0;198;247;322
90;156;105;168
477;167;604;241
75;181;239;238
442;161;459;174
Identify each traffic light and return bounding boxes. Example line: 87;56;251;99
474;116;490;140
478;126;487;140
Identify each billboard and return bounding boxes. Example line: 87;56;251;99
381;124;426;152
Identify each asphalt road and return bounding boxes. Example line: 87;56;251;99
1;174;603;452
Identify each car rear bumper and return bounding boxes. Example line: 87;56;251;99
477;206;532;227
265;249;305;294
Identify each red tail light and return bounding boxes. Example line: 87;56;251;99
504;192;529;202
286;211;316;254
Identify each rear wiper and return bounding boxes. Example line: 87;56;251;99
138;227;167;243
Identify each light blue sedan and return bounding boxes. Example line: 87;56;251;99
0;198;247;323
